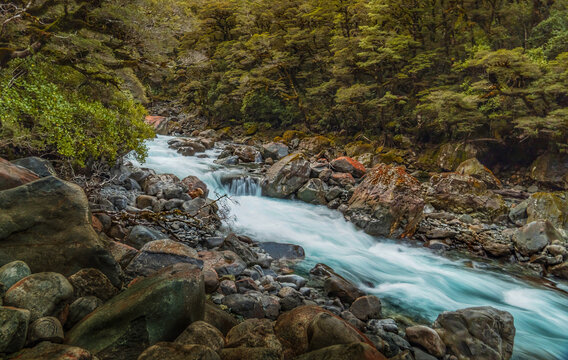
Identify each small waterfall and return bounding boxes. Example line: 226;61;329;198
223;175;262;196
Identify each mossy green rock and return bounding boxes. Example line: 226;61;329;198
65;263;205;360
0;176;121;287
526;192;568;231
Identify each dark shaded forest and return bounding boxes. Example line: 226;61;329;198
1;0;567;165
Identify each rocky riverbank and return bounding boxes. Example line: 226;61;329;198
0;146;520;360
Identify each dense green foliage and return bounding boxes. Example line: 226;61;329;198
174;0;568;151
0;0;191;165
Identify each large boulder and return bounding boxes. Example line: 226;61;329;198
512;221;564;256
11;157;57;178
295;343;386;360
347;164;424;237
274;305;374;359
310;264;364;304
0;158;39;191
125;225;167;250
0;176;121;287
6;341;96;360
330;157;366;178
456;158;502;189
175;320;225;352
262;153;311;198
426;173;505;217
182;176;209;199
0;261;31;289
68;268;119;301
433;306;515;360
258;242;305;260
530;152;568;190
0;306;30;353
225;318;282;352
525;192;568;231
405;325;445;358
4;272;74;321
436;143;480;171
137;342;220;360
125;239;202;277
141;173;186;199
349;295;381;321
297;179;327;205
65;263;205;360
234;146;262;163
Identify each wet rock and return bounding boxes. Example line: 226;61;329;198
330;157;366;178
512;221;563;256
310;264;364;304
126;239;202;277
219;233;259;266
222;294;264;319
182;176;209;199
0;261;31;289
0;176;121;286
0;306;30;353
226;318;282;352
278;286;304;311
175;320;225;352
107;241;138;269
456;158;502;189
296;342;386;360
369;319;399;333
306;312;373;352
297;179;328;205
262;142;289;160
349;295;381;321
68;268;118;301
28;316;64;345
433;306;515;360
405;325;445;358
199;251;246;277
347;164;424;238
530;152;568;190
340;310;366;331
6;341;96;360
67;296;104;329
204;303;239;336
277;275;307;289
11;157;56;178
0;157;39;191
216;155;240;166
4;272;73;321
427;173;505;217
137;342;220;360
235;146;262;163
262;153;311;198
258;242;305;260
65;263;205;360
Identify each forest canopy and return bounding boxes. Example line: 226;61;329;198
1;0;567;166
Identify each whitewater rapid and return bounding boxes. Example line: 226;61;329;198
133;135;568;360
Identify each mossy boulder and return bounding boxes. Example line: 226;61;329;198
526;192;568;231
456;158;502;189
65;263;205;360
530;152;568;190
282;130;306;143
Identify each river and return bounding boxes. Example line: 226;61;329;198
132;135;568;360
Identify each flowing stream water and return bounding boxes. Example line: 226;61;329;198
133;135;568;360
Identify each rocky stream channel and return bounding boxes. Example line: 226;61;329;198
132;135;568;359
0;131;567;360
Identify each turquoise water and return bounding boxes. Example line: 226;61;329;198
134;135;568;359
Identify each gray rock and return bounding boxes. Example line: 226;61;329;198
262;153;311;198
262;142;289;160
222;294;264;319
67;296;104;329
349;295;381;321
126;239;202;277
0;306;30;353
0;261;31;289
276;275;307;289
258;242;305;260
297;178;327;205
4;272;73;321
175;320;225;352
11;157;56;178
125;225;166;249
512;221;563;256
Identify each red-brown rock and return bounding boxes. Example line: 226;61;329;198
347;164;424;237
331;157;366;178
0;158;39;191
